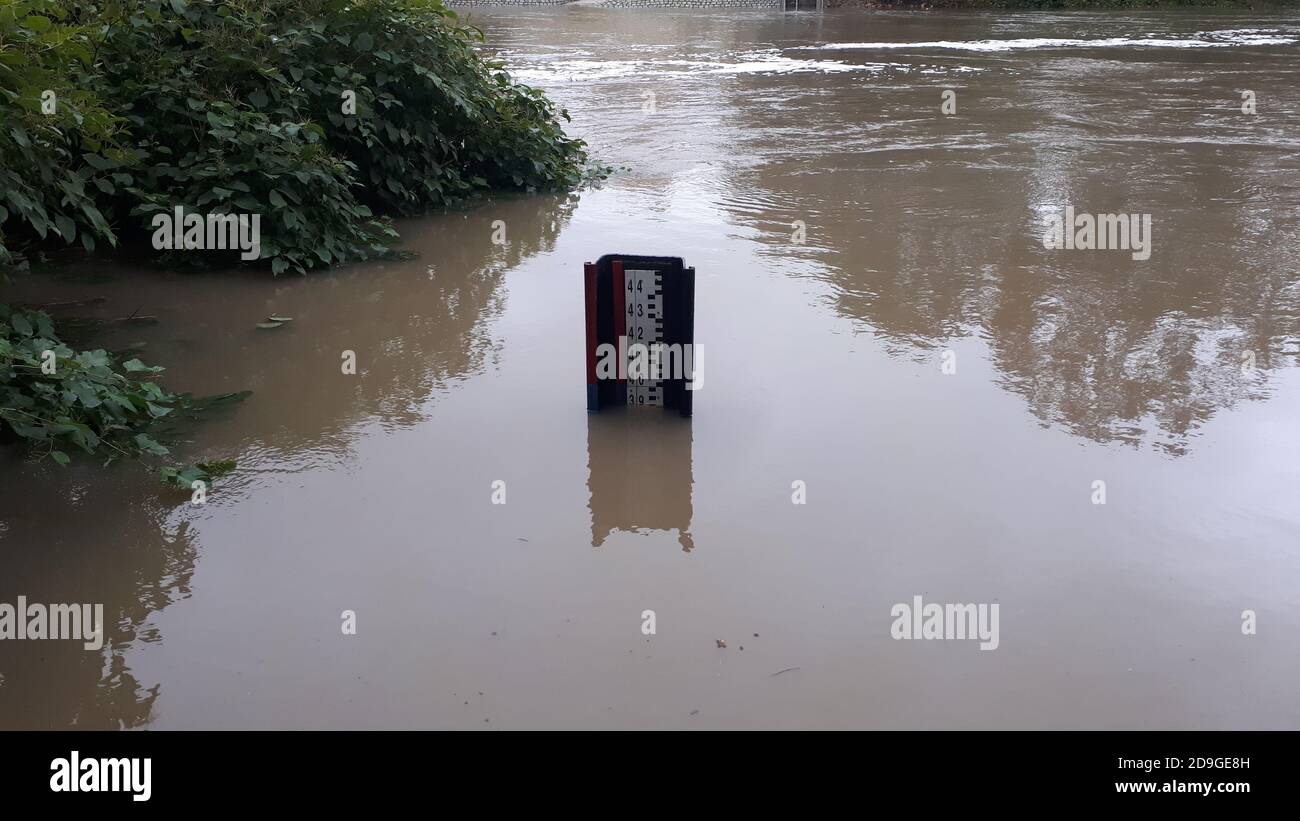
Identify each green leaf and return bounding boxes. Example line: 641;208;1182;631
55;214;76;242
72;382;103;409
197;459;237;477
82;153;118;170
134;434;170;456
51;450;70;465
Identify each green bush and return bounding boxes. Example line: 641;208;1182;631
0;0;122;267
1;303;248;483
1;0;599;272
0;303;178;464
230;0;598;215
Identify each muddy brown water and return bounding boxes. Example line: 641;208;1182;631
2;9;1299;729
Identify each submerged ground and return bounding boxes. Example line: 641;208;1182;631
2;9;1299;729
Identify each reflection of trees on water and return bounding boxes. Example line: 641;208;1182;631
0;480;195;728
739;157;1299;453
721;69;1300;454
986;260;1298;456
350;193;579;431
0;193;577;728
13;192;579;464
190;191;580;449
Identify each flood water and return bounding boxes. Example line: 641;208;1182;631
3;9;1299;729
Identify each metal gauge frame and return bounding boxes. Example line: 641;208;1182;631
584;254;695;417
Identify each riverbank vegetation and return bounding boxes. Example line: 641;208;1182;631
1;0;600;470
1;0;597;271
0;302;244;482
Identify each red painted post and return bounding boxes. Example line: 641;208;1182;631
611;260;627;405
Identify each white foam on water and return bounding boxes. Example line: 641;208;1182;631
507;59;645;81
796;28;1300;53
505;50;980;82
676;54;877;74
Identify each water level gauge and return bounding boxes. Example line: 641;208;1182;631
584;254;695;417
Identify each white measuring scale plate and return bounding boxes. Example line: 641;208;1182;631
624;268;664;407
